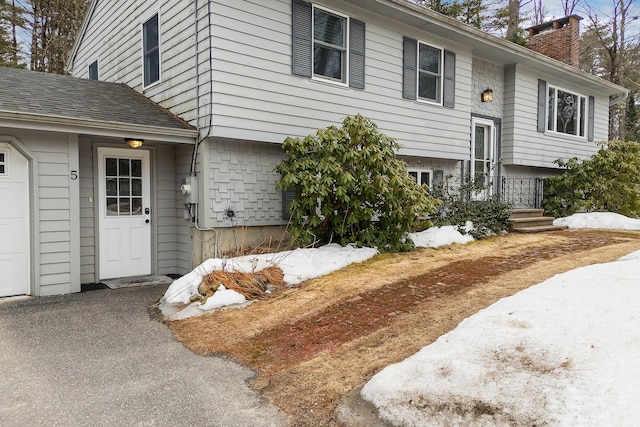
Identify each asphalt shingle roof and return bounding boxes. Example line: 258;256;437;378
0;66;194;131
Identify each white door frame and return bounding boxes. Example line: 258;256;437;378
97;147;152;279
470;117;497;197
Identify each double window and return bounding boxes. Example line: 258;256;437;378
143;13;160;88
403;37;455;108
538;80;594;140
292;0;365;89
408;168;432;188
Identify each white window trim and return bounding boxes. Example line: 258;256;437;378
416;41;444;106
546;84;587;139
311;4;350;87
408;167;433;188
0;149;8;177
142;11;162;90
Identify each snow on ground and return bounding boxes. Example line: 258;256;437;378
555;212;640;230
362;214;640;426
159;227;473;320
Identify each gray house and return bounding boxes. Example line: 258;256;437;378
0;0;626;297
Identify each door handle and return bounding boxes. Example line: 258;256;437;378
145;219;150;224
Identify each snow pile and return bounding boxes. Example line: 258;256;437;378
409;223;474;248
159;226;476;320
159;244;378;320
362;246;640;425
554;212;640;230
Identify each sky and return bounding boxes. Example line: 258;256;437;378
160;212;640;425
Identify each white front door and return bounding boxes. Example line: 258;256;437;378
98;147;151;280
471;118;497;198
0;144;30;297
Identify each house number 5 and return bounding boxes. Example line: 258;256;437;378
70;170;78;180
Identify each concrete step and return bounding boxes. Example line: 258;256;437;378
509;208;545;219
510;216;556;228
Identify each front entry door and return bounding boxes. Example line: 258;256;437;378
471;118;497;198
98;147;151;279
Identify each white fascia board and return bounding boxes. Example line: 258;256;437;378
0;110;197;144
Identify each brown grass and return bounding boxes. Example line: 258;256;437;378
168;229;640;426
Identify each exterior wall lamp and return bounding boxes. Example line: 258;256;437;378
481;88;493;102
125;138;144;149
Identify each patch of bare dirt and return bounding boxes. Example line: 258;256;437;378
168;229;640;426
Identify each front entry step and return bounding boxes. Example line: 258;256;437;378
509;209;568;233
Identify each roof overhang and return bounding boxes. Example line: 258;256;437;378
348;0;626;97
0;110;198;145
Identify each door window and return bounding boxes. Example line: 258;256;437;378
105;157;143;216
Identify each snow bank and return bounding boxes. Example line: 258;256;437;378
409;224;474;248
361;252;640;426
158;244;378;320
554;212;640;230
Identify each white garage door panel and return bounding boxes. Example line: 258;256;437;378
0;146;29;297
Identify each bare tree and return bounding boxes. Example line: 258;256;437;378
582;0;639;139
562;0;581;16
27;0;88;74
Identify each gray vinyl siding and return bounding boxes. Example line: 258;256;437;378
155;144;181;274
79;140;95;283
502;64;607;168
175;144;193;272
71;0;200;122
207;0;471;160
2;130;75;296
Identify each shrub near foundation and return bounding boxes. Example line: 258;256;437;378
542;140;640;218
275;114;439;252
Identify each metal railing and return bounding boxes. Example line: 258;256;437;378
501;177;543;208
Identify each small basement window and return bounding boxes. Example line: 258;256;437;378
408;168;432;188
0;150;7;176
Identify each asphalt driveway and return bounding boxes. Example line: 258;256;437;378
0;285;288;427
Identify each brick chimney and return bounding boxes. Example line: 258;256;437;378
525;15;582;67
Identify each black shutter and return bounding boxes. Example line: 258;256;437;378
349;19;365;89
282;189;296;220
537;79;547;132
443;50;455;108
403;37;417;100
588;96;595;141
292;0;312;77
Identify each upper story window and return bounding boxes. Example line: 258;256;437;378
537;79;594;141
292;0;365;89
313;6;347;83
418;43;442;103
547;85;586;137
0;150;7;176
143;13;160;88
88;60;98;80
403;37;455;108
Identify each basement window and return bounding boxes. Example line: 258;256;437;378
0;151;7;176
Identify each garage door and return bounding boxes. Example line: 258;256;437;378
0;144;30;297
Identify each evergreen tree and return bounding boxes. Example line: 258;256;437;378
625;91;640;142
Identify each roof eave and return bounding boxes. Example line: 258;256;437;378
0;110;198;144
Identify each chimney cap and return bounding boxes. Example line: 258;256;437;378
525;15;583;33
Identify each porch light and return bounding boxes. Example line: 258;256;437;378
125;138;144;149
481;88;493;103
